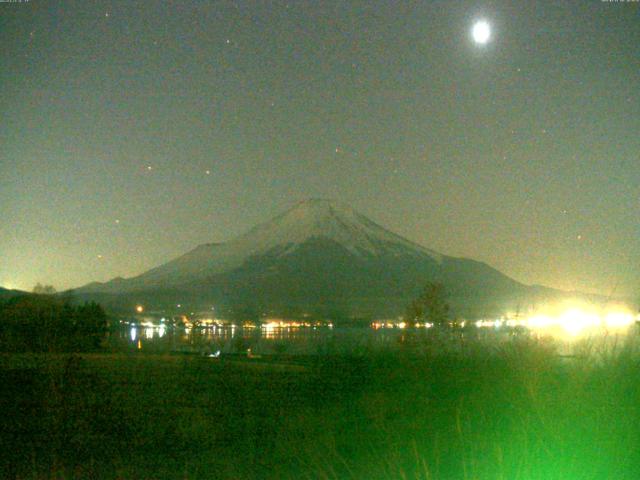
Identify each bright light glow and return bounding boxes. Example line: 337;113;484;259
558;309;600;336
472;20;491;44
135;305;144;313
527;315;553;329
130;326;137;342
476;319;499;328
474;302;636;340
604;311;635;328
372;320;433;329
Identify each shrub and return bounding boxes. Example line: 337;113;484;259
0;295;107;352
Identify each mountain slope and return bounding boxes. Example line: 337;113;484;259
0;287;33;304
75;199;544;317
82;199;442;292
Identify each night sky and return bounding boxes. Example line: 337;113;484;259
1;0;639;296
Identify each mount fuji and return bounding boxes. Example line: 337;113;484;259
75;199;557;318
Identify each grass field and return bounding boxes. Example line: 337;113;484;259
1;333;640;479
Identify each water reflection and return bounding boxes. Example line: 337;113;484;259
261;324;324;341
119;323;355;354
117;320;638;356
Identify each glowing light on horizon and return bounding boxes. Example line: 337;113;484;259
474;302;636;339
604;311;635;328
558;309;600;336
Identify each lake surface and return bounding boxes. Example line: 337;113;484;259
113;321;639;357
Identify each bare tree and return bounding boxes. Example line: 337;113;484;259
405;282;450;326
33;283;57;295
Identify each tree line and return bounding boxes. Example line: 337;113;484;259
0;293;107;352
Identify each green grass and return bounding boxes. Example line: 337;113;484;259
1;334;640;479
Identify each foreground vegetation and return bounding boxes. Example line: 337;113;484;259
1;331;640;479
0;295;107;353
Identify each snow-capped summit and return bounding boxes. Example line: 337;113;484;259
231;199;442;259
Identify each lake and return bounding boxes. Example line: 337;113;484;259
113;319;639;357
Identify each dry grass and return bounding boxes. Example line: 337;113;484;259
1;332;640;479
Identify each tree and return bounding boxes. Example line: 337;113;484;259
73;301;108;350
0;295;107;352
405;282;450;327
33;283;57;295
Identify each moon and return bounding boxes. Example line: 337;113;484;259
472;20;491;45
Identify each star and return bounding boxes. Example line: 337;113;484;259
205;170;211;175
147;165;153;171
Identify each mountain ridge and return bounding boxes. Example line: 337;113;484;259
73;199;578;318
80;199;444;293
